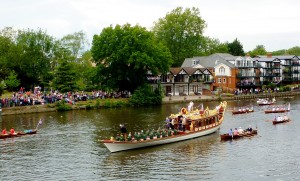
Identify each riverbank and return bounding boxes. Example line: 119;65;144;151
1;91;299;116
162;91;300;104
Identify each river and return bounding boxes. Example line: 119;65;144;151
1;96;300;180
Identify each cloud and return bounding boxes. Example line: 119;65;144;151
0;0;300;52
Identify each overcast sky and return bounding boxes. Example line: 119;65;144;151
1;0;300;52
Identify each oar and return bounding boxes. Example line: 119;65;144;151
35;119;43;130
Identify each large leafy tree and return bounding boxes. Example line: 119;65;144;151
0;27;20;81
60;30;89;60
153;7;207;67
52;59;78;92
73;50;97;91
272;47;300;56
0;35;16;79
227;38;245;56
249;45;267;57
272;49;286;56
4;70;20;91
287;46;300;55
16;29;55;89
202;37;229;55
91;24;172;92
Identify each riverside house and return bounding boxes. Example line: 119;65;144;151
148;67;214;96
254;54;300;85
182;53;237;93
148;53;300;96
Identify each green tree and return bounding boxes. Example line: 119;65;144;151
73;50;97;91
0;80;6;96
60;30;89;60
227;38;245;56
287;46;300;55
0;27;17;42
52;59;78;92
272;49;286;55
249;45;267;57
202;37;229;55
4;71;20;91
92;24;172;92
129;84;162;106
16;29;55;89
0;35;15;79
153;7;207;66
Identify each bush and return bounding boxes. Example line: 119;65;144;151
129;84;162;106
56;100;72;111
0;81;6;96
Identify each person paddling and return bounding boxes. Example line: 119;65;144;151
120;124;127;141
1;128;7;135
10;127;16;135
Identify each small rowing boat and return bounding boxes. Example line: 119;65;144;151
0;129;37;139
273;119;290;125
232;105;254;115
264;103;290;114
272;115;290;125
101;101;227;153
257;98;276;106
220;130;257;141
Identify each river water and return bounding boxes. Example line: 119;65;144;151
1;96;300;180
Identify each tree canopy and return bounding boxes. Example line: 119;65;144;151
52;59;78;92
91;24;172;92
227;38;245;56
248;45;267;57
60;30;89;60
202;37;229;55
152;7;207;67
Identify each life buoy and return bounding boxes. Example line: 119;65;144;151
205;110;209;116
181;108;187;115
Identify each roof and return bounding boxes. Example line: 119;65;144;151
181;53;235;68
169;67;182;75
256;55;299;60
253;57;281;62
182;67;198;75
168;67;213;76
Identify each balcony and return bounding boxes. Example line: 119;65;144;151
292;62;300;66
262;73;281;77
264;66;281;69
236;64;259;68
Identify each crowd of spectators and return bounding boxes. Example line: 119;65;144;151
0;87;131;108
234;88;277;95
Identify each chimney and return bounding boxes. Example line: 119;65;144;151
267;52;272;58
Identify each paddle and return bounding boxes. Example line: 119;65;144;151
35;118;43;130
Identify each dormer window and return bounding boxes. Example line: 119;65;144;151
219;66;225;75
192;60;198;65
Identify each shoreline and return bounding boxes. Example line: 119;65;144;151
1;91;299;116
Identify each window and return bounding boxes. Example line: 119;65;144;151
218;78;221;83
223;78;226;83
219;67;225;75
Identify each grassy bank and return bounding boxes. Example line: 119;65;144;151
1;91;300;116
1;98;129;116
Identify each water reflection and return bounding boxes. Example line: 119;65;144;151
1;95;300;180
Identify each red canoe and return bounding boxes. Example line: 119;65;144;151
0;129;37;139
